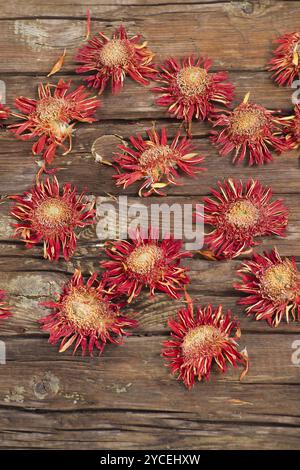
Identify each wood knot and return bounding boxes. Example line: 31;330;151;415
31;371;60;400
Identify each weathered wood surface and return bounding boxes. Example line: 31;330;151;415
0;0;299;450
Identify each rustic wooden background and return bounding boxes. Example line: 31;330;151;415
0;0;299;450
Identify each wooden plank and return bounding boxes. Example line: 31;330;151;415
0;0;229;20
0;256;300;336
0;406;299;449
0;128;299;195
0;334;299;401
0;2;299;73
0;194;300;248
1;72;294;118
1;190;300;253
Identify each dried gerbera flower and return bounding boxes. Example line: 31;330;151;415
0;103;10;122
10;176;95;261
113;127;206;197
234;248;300;327
210;93;287;165
76;25;156;95
268;32;300;87
40;269;138;355
279;104;300;150
101;228;192;302
162;298;245;389
200;178;288;259
152;55;234;130
9;80;100;164
0;290;11;320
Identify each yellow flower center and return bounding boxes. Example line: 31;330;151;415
230;106;267;137
260;261;299;303
35;97;73;139
99;39;130;67
35;198;72;228
182;325;221;357
63;287;111;331
36;97;68;124
126;244;163;275
225;200;260;229
176;66;209;97
139;144;177;179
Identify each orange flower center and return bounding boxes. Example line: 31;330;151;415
260;261;299;303
126;244;163;275
99;39;130;67
225;200;260;229
182;325;222;358
35;198;72;229
176;66;209;97
139;144;177;178
230;106;267;138
63;286;111;331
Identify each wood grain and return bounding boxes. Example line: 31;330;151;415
0;0;299;451
0;2;299;73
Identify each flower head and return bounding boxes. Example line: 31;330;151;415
10;176;95;261
162;299;244;389
279;104;300;150
76;25;156;94
113;128;206;196
40;269;138;355
268;32;300;87
101;228;192;302
210;94;286;165
152;55;234;128
201;179;288;259
234;248;300;327
0;103;9;122
10;80;100;164
0;290;11;320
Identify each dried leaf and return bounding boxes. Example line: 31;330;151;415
243;91;250;104
227;399;253;406
197;249;217;261
240;347;249;381
85;9;91;41
47;49;66;77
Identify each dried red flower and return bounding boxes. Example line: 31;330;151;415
268;32;300;87
10;80;100;164
113;127;206;197
0;103;10;121
40;269;138;355
279;104;300;150
76;25;156;94
234;248;300;327
152;55;234;129
210;94;287;165
10;176;95;261
101;228;192;302
162;299;245;389
0;290;11;320
200;179;288;259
